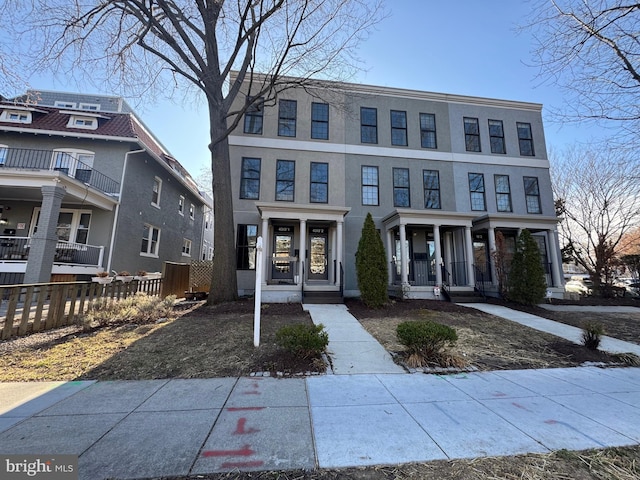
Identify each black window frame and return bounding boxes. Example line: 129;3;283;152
278;99;297;137
311;102;329;140
310;162;328;203
360;107;378;144
468;172;486;211
488;119;506;154
390;110;408;146
243;98;264;135
236;224;258;270
361;165;379;206
494;174;512;212
464;117;481;152
239;157;261;200
423;170;441;209
517;122;535;156
275;159;295;202
392;167;410;207
524;176;542;213
420;113;437;149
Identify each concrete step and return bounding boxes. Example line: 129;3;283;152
303;291;343;304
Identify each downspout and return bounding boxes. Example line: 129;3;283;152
106;148;145;272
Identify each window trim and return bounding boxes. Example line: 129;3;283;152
392;167;410;207
79;103;100;111
361;165;379;206
239;157;261;200
182;238;192;257
390;110;408;146
178;195;185;215
151;177;162;208
517;122;535;156
1;110;31;124
310;162;328;203
275;159;295;202
236;224;258;270
51;148;95;178
277;99;297;137
524;176;542;214
189;203;195;220
423;170;441;209
54;101;76;109
311;102;329;140
243;97;264;135
468;172;486;211
494;174;512;212
140;223;161;257
464;117;481;152
420;113;437;149
488;119;506;154
0;144;7;166
67;115;97;130
360;107;378;144
29;207;92;244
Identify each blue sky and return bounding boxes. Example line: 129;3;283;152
26;1;605;178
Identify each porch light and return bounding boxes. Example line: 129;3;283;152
0;218;7;225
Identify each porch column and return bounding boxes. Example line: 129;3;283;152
386;228;394;284
261;218;269;284
399;223;409;285
465;226;475;286
336;220;343;287
299;219;306;285
24;184;66;284
488;227;498;285
547;229;562;287
433;225;442;286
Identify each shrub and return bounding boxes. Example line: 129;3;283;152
275;323;329;358
582;321;604;350
396;320;458;367
355;212;388;308
507;229;547;305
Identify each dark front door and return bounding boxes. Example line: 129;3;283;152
272;226;294;280
308;227;328;281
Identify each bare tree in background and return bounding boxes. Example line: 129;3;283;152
3;0;384;303
551;144;640;295
527;1;640;143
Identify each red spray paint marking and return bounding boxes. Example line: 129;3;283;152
202;445;255;457
226;407;265;411
492;391;507;397
242;382;261;395
544;419;558;424
234;417;260;435
511;401;528;410
221;460;265;468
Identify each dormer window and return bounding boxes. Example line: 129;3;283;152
67;115;97;130
55;101;76;109
79;103;100;111
1;110;32;124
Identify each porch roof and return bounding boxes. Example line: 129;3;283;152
256;202;350;222
382;209;475;229
472;213;560;232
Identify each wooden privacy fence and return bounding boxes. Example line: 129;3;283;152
0;278;163;340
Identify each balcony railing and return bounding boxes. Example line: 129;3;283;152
0;147;120;195
0;236;103;266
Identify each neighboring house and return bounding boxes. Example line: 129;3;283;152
0;90;212;285
229;74;564;302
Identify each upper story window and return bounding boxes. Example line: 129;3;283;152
311;102;329;140
489;119;506;154
276;159;295;202
393;168;410;207
278;99;297;137
205;211;212;230
1;110;31;124
152;177;162;207
517;122;535;156
464;117;481;152
468;173;486;211
310;162;328;203
243;98;264;135
420;113;437;149
79;103;100;111
390;110;408;146
189;203;195;220
423;170;441;209
495;174;512;212
0;144;7;166
55;101;76;109
178;196;185;215
68;115;97;130
141;223;160;256
360;107;378;144
361;165;379;206
240;157;261;200
51;148;94;182
182;238;192;256
524;176;542;213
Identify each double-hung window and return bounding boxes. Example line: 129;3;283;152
494;174;512;212
517;122;535;156
151;177;162;207
393;168;410;207
178;196;184;215
464;117;481;152
310;162;328;203
423;170;441;209
275;160;295;201
468;173;486;211
489;119;506;154
189;203;195;220
236;224;258;270
240;157;261;199
182;238;192;256
311;103;329;139
524;176;542;213
244;98;264;134
360;107;378;144
361;166;379;205
141;224;160;256
391;110;407;146
420;113;437;149
278;99;297;137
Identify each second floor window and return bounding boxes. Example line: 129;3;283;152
393;168;410;207
391;110;407;146
311;102;329;139
310;162;328;203
141;224;160;256
495;174;512;212
182;238;192;256
152;177;162;207
489;119;505;154
362;165;379;205
468;173;486;211
420;113;437;149
360;107;378;144
423;170;441;209
243;98;263;134
517;122;535;156
278;99;297;137
524;176;542;213
464;117;481;152
276;159;295;201
189;203;195;220
178;196;184;215
240;157;261;199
